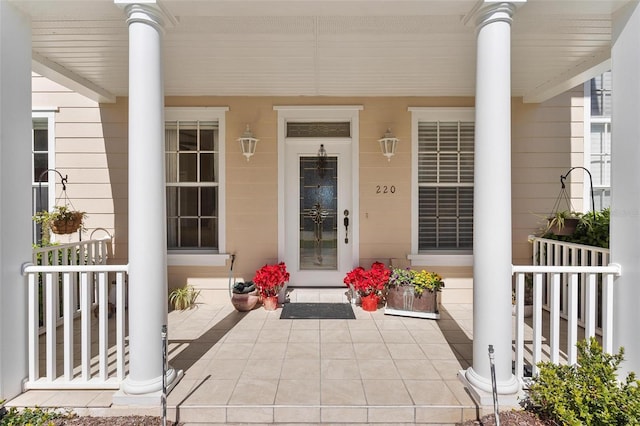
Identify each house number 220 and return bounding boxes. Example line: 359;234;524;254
376;185;396;194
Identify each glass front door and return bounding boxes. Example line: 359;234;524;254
284;140;353;286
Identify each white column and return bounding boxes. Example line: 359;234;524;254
463;1;521;400
115;1;177;401
0;1;31;400
611;2;640;378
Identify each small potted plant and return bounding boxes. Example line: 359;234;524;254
253;262;289;310
231;281;259;312
385;267;444;319
343;262;390;312
168;284;200;310
544;210;581;236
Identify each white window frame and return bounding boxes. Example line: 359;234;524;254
584;73;612;211
408;107;474;267
164;107;229;267
32;110;57;244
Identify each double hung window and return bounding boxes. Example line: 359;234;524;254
165;108;227;255
410;108;475;259
586;71;612;210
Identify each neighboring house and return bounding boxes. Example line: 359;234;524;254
2;0;640;409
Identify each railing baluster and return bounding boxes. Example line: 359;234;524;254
602;273;614;353
45;271;56;381
80;271;92;381
567;273;578;364
550;272;561;364
63;272;74;380
532;272;544;376
98;271;108;381
28;273;39;383
515;272;525;379
116;272;126;380
585;273;596;339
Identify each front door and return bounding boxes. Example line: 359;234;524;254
284;139;353;286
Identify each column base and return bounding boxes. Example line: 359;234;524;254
113;367;183;406
458;368;522;407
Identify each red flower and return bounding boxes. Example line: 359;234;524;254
344;261;390;297
253;262;290;297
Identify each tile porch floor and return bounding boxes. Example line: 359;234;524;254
7;289;483;425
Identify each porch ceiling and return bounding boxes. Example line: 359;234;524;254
13;0;628;103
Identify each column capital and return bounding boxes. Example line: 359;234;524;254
463;1;526;30
115;0;176;31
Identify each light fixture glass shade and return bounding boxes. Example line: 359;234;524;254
378;128;398;161
237;125;259;161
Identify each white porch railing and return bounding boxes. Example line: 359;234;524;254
511;264;620;382
530;236;610;325
23;238;129;389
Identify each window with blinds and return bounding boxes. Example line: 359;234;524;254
588;71;612;210
165;120;219;250
417;121;474;251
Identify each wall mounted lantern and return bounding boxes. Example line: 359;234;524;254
237;124;259;161
378;128;399;161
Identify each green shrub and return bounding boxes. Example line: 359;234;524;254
527;337;640;425
0;406;74;426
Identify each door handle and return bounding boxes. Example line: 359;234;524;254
343;209;349;244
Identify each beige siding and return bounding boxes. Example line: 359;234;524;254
511;86;585;265
34;74;586;296
32;74;127;264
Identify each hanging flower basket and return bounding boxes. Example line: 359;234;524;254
51;211;85;234
34;206;86;236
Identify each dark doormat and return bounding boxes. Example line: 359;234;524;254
280;303;356;319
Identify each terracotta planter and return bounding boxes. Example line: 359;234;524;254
385;285;440;319
361;294;379;312
262;295;278;311
50;212;84;234
231;290;259;312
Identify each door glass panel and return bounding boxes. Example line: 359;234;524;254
299;155;338;270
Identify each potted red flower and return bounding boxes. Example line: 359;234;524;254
343;261;390;311
253;262;289;310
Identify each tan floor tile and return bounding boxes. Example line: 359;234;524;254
321;342;356;359
4;391;58;407
181;378;235;405
44;390;106;407
212;342;255;359
395;359;440;380
347;319;379;331
362;379;413;405
231;318;266;330
288;328;320;342
224;328;261;343
409;329;448;344
291;318;320;329
321;327;352;342
387;343;426;359
433;359;468;380
415;406;464;424
175;406;226;424
321;358;361;379
280;358;321;379
275;379;320;404
452;343;473;360
420;343;460;360
275;406;321;423
321;379;367;405
285;342;320;359
262;318;292;330
227;406;273;423
404;379;460;405
350;329;384;343
367;406;415;423
239;358;284;380
445;379;476;405
256;327;290;343
321;406;368;423
375;318;408;330
228;378;278;404
248;342;287;359
380;329;415;343
358;359;400;379
353;343;391;359
319;319;350;330
206;358;248;380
